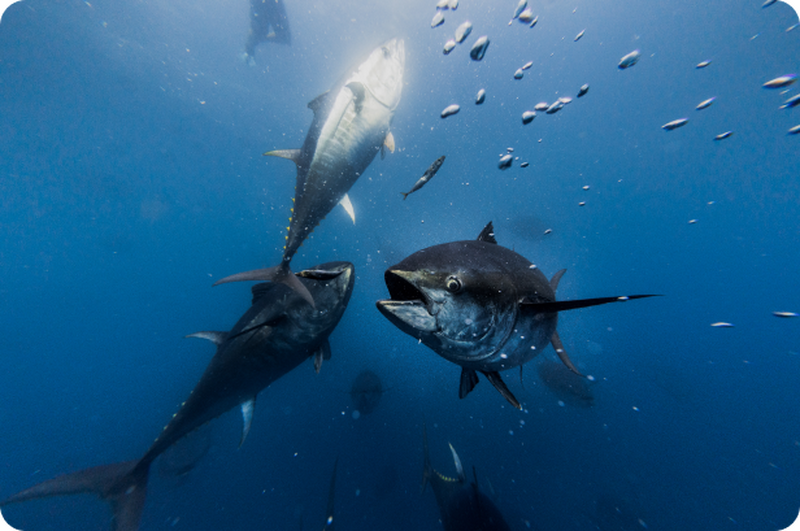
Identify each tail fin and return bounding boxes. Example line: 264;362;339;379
0;460;150;531
213;262;315;308
401;192;409;200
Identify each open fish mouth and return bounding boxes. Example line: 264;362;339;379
383;269;426;305
376;270;437;334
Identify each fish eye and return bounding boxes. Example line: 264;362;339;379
446;276;462;293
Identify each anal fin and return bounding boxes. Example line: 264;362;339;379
339;193;355;224
239;397;256;448
551;330;583;377
313;340;332;374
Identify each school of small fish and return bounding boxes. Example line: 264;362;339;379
430;0;798;174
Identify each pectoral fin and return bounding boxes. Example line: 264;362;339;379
239;397;256;448
339;193;355;224
459;368;480;399
481;370;522;409
347;81;366;113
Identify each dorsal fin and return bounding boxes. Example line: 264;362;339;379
477;222;497;244
185;331;227;345
549;269;567;291
307;90;330;114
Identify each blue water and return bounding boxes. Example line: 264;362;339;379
1;0;799;529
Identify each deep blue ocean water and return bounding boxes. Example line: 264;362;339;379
1;0;799;529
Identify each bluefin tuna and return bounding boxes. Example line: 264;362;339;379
376;223;656;408
0;262;355;531
215;40;404;306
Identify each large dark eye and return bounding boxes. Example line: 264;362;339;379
446;276;462;293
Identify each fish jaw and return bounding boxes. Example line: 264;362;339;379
376;269;438;337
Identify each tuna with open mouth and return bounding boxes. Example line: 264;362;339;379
376;222;657;409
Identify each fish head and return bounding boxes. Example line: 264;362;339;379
376;242;520;369
298;261;356;315
355;38;405;111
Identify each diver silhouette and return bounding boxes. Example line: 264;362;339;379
243;0;290;64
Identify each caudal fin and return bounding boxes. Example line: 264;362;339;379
0;459;150;531
213;262;316;308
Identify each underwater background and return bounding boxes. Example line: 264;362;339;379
1;0;799;529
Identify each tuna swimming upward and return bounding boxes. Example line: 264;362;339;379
216;39;405;306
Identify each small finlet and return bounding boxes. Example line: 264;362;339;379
339;193;355;224
239;397;256;448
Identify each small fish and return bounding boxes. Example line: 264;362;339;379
522;111;536;124
662;118;688;131
711;322;734;328
577;84;589;97
528;15;538;28
545;101;564;114
498;154;513;170
773;311;800;318
618;50;641;69
519;8;536;23
522;61;533;70
436;0;450;8
787;23;799;32
534;102;549;111
470;36;490;61
762;0;778;7
559;96;573;105
448;0;458;9
431;11;445;28
763;74;797;89
441;104;460;118
454;21;472;43
714;131;733;141
574;29;585;42
543;228;552;234
402;156;446;200
512;0;527;20
780;93;800;109
696;60;711;69
514;68;524;80
696;97;716;110
443;40;456;55
520;162;529;168
475;89;486;104
788;125;800;135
